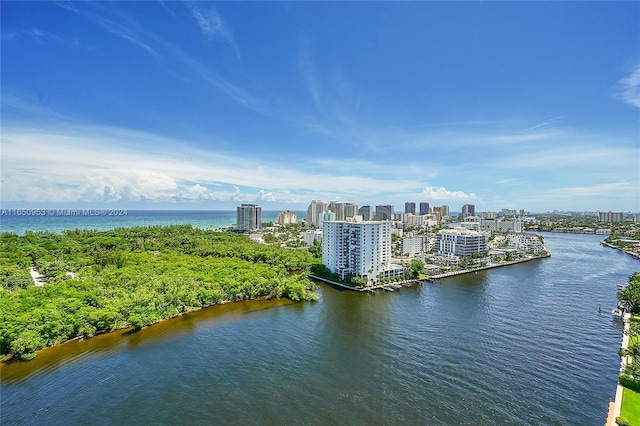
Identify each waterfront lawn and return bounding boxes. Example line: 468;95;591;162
621;387;640;426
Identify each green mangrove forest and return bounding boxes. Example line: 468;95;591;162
0;225;319;359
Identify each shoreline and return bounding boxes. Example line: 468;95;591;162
601;241;640;260
309;253;551;292
606;312;631;426
426;253;551;280
0;295;302;364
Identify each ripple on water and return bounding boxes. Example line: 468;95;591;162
1;233;636;425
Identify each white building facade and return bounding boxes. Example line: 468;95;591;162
402;236;431;256
275;210;297;226
306;200;327;227
434;229;488;257
322;219;397;282
303;229;323;247
507;233;545;254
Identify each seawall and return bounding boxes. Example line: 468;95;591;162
426;253;551;281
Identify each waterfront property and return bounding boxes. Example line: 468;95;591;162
434;228;488;257
322;217;404;283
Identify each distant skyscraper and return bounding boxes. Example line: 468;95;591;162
419;202;430;216
441;205;450;218
306;200;327;227
461;204;475;219
330;202;345;220
236;204;262;231
405;202;416;215
344;203;359;219
374;205;393;220
275;210;297;225
358;205;372;221
598;211;624;223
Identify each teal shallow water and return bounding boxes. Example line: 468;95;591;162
2;232;638;425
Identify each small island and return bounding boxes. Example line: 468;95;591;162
0;225;319;360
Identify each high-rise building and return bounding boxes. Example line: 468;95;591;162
275;210;297;226
328;201;346;221
306;200;327;227
375;205;394;220
461;204;475;219
432;206;442;218
405;202;416;215
236;204;262;231
419;202;430;216
598;211;624;223
322;219;399;282
344;203;358;219
441;205;450;218
358;205;372;221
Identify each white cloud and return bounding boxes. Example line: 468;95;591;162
256;190;277;202
422;186;479;201
615;64;640;108
0;124;428;206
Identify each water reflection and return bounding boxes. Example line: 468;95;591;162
1;298;294;383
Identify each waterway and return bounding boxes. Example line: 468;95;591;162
1;232;638;425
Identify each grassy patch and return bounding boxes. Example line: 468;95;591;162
621;387;640;426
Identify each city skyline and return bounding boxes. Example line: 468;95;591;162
2;2;639;212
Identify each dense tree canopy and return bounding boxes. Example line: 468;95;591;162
619;272;640;314
0;225;319;358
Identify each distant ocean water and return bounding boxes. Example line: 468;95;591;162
0;210;302;235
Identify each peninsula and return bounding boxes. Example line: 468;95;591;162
0;225;319;360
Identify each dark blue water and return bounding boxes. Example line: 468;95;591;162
1;231;637;425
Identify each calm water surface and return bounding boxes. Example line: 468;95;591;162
0;210;295;235
2;232;638;425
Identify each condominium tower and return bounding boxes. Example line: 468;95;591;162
405;202;416;215
236;204;262;231
375;205;394;220
322;219;392;282
419;202;430;216
306;200;327;227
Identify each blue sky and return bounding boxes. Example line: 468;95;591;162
1;1;639;213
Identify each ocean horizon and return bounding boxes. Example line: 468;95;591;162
0;209;305;236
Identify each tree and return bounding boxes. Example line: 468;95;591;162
619;272;640;313
309;240;322;258
407;260;424;279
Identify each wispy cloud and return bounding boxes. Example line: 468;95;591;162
614;64;640;108
524;116;564;132
0;123;438;206
299;44;322;110
189;4;240;59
